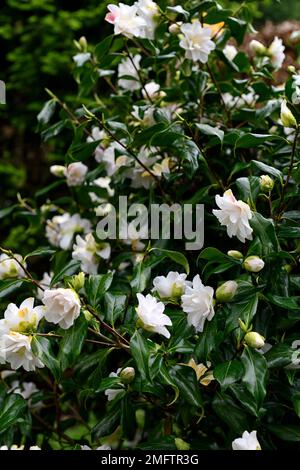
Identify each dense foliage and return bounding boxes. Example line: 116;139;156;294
1;0;300;451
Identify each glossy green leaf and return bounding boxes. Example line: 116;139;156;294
214;360;243;388
241;346;267;409
85;272;114;307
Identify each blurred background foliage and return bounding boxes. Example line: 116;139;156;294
0;0;300;248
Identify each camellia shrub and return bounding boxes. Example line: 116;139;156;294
1;0;300;451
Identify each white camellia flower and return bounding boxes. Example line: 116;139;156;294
142;81;165;101
212;189;253;243
223;44;238;61
243;255;265;273
42;288;81;330
135;0;159;40
118;55;141;91
64;162;88;187
0;332;44;371
0;298;44;371
105;3;146;38
9;380;42;409
179;21;215;63
102;141;127;176
46;213;91;250
0;298;44;335
232;430;261;450
222;88;258;110
268;36;285;70
181;275;214;333
136;293;172;338
105;368;124;401
128;147;160;189
0;445;41;450
93;177;115;197
0;254;26;280
152;272;188;299
87;127;108;163
72;233;111;274
0;445;24;450
73;52;91;67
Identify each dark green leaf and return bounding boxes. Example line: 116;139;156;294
268;425;300;442
212;393;248;434
130;331;156;381
85;272;114;307
51;259;81;286
0;394;27;434
241;346;267;409
24;247;55;260
104;293;127;327
58;315;88;370
31;336;61;382
214;360;243;388
0;279;25;299
92;402;121;439
150;248;190;274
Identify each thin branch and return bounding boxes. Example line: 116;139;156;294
85;303;130;349
125;43;153;103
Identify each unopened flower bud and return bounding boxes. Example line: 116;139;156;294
288;65;296;74
169;22;182;35
83;309;93;322
216;280;238;302
244;256;265;273
249;39;266;55
244;331;265;349
227;250;243;260
175;438;190;451
281;100;297;128
50;165;65;178
79;36;88;52
68;272;85;292
260;174;274;192
120;367;135;384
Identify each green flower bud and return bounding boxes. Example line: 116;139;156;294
120;367;135;384
227;250;243;260
281;100;297;128
83;309;93;322
244;256;265;273
68;272;85;292
79;36;88;52
216;280;238;302
260;175;274;192
175;438;190;451
244;332;265;349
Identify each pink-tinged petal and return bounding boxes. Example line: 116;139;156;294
105;12;117;24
